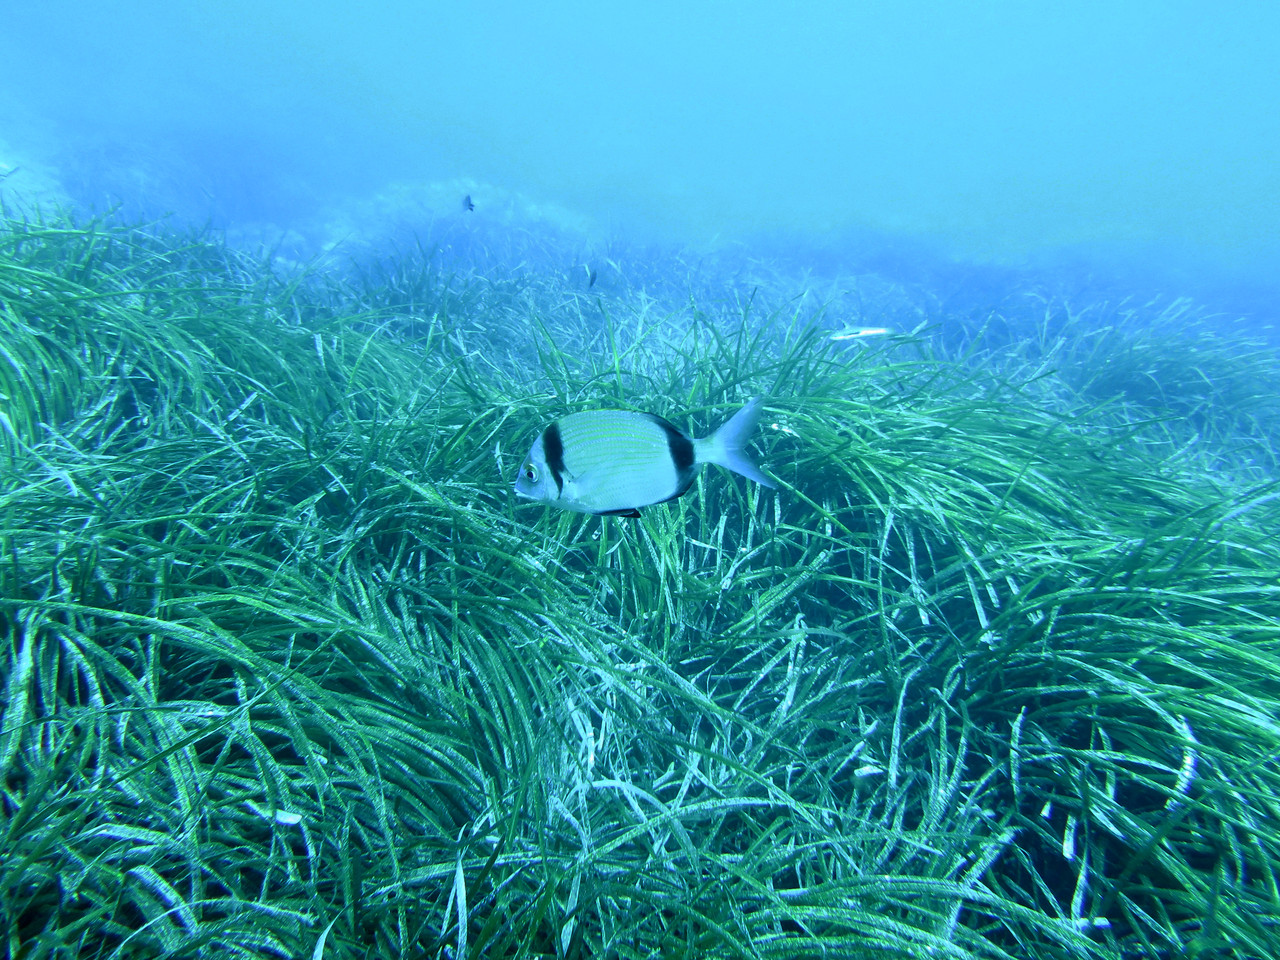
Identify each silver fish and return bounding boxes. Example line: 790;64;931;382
514;398;776;517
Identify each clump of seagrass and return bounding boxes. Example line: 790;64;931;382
2;211;1278;959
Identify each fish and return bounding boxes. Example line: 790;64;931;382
513;398;777;517
463;194;475;212
830;326;890;341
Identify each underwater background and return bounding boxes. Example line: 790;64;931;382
2;3;1279;958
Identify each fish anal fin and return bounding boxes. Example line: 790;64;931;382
598;507;642;518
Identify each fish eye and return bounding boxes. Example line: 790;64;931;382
523;464;538;482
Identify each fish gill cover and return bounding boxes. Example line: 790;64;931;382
1;3;1279;960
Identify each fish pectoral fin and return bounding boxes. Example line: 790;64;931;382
597;507;642;518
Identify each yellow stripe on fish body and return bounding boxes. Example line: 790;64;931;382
513;399;776;516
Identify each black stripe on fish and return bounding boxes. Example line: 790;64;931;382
543;422;566;496
647;414;696;477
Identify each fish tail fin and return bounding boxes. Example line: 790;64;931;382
700;397;778;489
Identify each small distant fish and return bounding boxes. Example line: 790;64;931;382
830;326;891;341
584;264;597;287
514;398;776;516
463;194;475;212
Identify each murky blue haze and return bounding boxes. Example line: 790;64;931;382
2;2;1278;329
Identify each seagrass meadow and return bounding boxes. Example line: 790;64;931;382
2;214;1280;960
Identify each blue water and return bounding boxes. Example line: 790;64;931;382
2;1;1278;328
